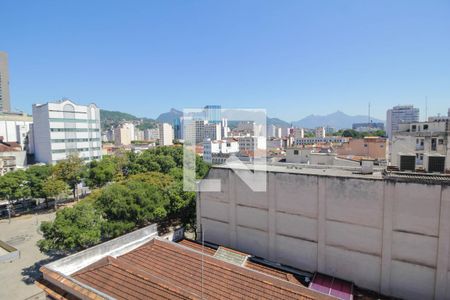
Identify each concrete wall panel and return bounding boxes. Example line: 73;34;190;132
276;212;317;242
236;226;269;258
201;200;229;223
275;234;318;272
326;178;383;228
275;173;318;217
393;183;441;236
326;221;382;256
390;260;435;300
236;205;268;231
325;246;381;291
392;231;438;268
202;218;230;247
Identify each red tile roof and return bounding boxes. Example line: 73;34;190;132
42;238;331;300
177;238;304;285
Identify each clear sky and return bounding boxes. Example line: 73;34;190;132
1;0;449;121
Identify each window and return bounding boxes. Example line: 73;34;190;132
423;124;429;130
364;144;368;147
411;125;417;132
439;139;444;145
294;150;299;155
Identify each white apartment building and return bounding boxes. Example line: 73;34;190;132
159;123;173;146
0;112;33;150
134;129;144;141
315;126;326;138
295;136;349;146
203;139;239;164
390;117;449;172
294;128;304;139
114;122;134;146
144;128;160;141
32;99;102;164
386;105;419;139
236;136;267;152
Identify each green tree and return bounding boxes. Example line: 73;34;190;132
37;202;104;254
95;180;168;238
42;178;69;209
53;154;85;199
0;170;31;204
26;164;53;206
85;156;118;188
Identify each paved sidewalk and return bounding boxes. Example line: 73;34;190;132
0;211;55;300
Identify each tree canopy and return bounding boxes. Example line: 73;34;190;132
36;146;209;254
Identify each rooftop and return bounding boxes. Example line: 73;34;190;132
38;226;330;300
213;163;450;184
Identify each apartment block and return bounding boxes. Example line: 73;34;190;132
386;105;419;139
390;117;449;172
32;99;102;164
114;122;134;146
0;112;33;150
203;138;239;164
159;123;173;146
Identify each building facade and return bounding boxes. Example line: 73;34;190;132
114;122;134;146
143;127;160;141
352;122;385;132
159;123;173;146
390;117;449;172
315;127;326;138
386;105;419;139
203;139;239;164
198;165;450;300
295;136;349;146
236;136;267;152
336;137;388;161
32;99;102;164
0;52;11;112
0;112;33;150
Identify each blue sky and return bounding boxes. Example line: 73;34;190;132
1;0;449;121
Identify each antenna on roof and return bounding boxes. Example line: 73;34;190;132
425;96;428;121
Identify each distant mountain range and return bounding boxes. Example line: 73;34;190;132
291;111;384;130
155;108;383;130
101;108;384;132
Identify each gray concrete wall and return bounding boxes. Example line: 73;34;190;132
198;167;450;300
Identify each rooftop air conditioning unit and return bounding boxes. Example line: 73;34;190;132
423;154;446;173
398;153;416;172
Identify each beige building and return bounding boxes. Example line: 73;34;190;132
159;123;173;146
336;137;388;161
0;52;11;112
197;165;450;299
114;122;133;146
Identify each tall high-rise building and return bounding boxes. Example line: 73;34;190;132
32;99;102;164
386;105;420;139
0;52;11;112
204;105;221;123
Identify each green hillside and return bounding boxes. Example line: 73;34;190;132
100;109;157;131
